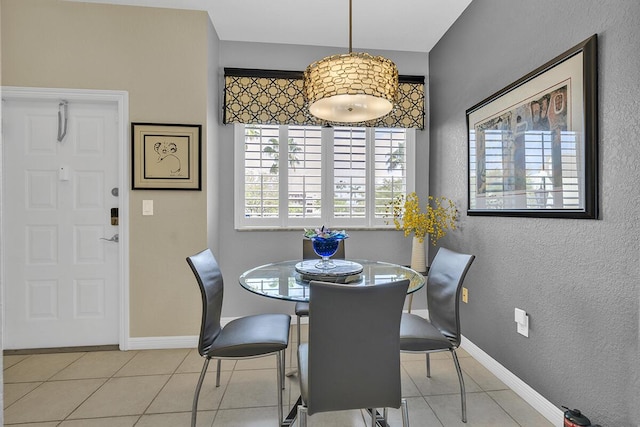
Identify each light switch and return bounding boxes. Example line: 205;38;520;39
142;200;154;216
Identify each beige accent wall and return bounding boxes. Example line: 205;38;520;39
1;0;208;337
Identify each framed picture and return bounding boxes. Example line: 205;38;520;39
131;123;202;190
466;34;598;218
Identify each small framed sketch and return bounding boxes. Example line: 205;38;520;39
131;123;202;190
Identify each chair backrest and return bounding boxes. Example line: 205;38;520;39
306;279;409;415
302;239;345;259
186;248;224;357
426;247;475;347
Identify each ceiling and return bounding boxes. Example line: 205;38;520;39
67;0;472;53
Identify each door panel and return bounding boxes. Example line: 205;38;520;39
3;98;119;349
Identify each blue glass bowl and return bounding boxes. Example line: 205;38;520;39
311;237;344;269
311;237;340;257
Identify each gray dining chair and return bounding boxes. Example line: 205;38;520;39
295;239;346;345
186;249;291;427
297;279;410;427
400;247;475;423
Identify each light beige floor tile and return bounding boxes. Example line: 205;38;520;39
220;368;281;409
401;365;422;397
4;352;85;383
284;347;295;369
3;354;30;369
176;349;236;374
68;374;170;418
401;351;454;362
1;346;553;427
401;352;429;362
3;381;42;408
212;406;283;427
388;396;443;427
403;358;482;396
455;347;472;358
215;406;368;427
51;350;137;380
4;378;106;424
4;422;59;427
300;408;368;426
114;348;190;377
234;353;284;370
58;415;139;426
427;391;519;426
137;411;215;427
460;357;509;391
287;372;301;406
488;390;554;427
297;324;309;343
147;371;231;413
287;345;299;370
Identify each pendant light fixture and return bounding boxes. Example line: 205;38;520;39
303;0;399;123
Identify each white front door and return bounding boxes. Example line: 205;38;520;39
3;97;120;349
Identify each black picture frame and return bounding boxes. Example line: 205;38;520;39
131;122;202;190
466;34;598;219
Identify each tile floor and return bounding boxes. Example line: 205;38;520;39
3;326;553;426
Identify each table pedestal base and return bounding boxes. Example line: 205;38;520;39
281;397;390;427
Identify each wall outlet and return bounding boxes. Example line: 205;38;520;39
461;287;468;303
514;308;529;337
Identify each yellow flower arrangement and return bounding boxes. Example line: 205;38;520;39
386;192;458;245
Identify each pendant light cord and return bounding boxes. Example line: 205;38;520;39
348;0;352;53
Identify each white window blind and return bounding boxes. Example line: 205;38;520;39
235;124;415;229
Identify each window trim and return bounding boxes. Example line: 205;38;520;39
234;124;416;230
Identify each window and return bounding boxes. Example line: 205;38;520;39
235;124;415;229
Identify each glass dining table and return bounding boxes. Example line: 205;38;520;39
239;258;425;427
239;258;425;302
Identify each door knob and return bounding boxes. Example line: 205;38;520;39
100;234;119;243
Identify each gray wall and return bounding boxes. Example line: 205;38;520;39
214;41;433;317
429;0;639;425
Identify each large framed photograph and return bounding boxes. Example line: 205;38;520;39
467;35;598;218
132;123;202;190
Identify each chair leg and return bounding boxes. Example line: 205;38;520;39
276;351;284;423
298;404;308;427
280;349;286;388
215;358;222;387
401;398;410;427
296;314;302;346
369;408;376;427
191;358;210;427
425;353;431;377
450;349;467;423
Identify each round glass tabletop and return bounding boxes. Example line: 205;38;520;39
239;259;425;302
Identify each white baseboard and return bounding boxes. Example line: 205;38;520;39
127;335;198;350
460;336;563;427
125;316;252;350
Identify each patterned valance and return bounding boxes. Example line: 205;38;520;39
223;68;425;129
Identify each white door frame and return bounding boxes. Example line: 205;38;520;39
1;86;130;350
